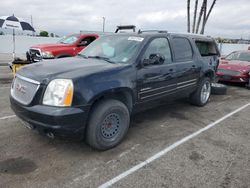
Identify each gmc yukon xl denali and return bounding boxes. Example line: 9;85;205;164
10;31;220;150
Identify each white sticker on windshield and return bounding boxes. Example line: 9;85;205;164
128;37;144;42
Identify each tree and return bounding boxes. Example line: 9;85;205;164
187;0;191;33
200;0;207;34
195;0;206;34
39;31;49;37
192;0;199;33
200;0;217;34
187;0;217;34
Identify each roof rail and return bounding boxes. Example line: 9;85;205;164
138;30;168;34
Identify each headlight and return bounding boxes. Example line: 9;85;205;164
41;51;54;58
43;79;74;107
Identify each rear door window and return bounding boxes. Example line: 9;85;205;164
195;41;218;56
171;37;193;62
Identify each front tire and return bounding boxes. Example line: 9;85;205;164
189;77;211;106
86;99;130;150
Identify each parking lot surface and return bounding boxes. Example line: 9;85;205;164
0;82;250;188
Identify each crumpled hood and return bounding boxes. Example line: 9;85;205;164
17;57;122;83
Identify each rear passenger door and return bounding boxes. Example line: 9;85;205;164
137;37;177;102
170;37;200;92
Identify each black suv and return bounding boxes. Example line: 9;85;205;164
10;31;220;150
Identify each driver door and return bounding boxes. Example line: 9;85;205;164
137;37;177;102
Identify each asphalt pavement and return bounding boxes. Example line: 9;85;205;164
0;78;250;187
0;53;13;84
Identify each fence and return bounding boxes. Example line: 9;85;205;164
218;43;249;56
0;35;249;57
0;35;60;56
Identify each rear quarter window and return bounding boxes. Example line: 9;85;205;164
195;41;218;56
171;37;193;62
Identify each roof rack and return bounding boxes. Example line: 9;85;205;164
137;30;168;34
115;25;136;33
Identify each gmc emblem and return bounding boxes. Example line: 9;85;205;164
16;83;27;94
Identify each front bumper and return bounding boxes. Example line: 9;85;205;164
27;50;54;63
10;96;90;139
26;50;42;63
216;73;249;83
246;76;250;89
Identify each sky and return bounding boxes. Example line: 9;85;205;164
0;0;250;39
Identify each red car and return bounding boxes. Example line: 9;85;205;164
27;33;99;62
216;51;250;84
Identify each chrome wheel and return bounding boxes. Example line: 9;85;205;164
200;81;211;104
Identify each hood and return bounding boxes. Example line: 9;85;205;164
30;43;71;50
17;57;124;83
219;60;250;71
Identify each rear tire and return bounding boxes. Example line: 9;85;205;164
86;99;130;150
189;77;211;107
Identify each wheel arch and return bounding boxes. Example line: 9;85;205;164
55;54;72;58
88;87;135;114
203;69;216;81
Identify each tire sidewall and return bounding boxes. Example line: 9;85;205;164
87;100;130;150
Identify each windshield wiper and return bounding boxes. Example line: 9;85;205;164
87;56;115;64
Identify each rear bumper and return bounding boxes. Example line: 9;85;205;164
10;96;90;139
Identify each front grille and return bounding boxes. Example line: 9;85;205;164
11;75;40;105
29;48;42;62
217;69;241;76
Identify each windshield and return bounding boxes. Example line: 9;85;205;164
58;35;79;44
79;35;144;64
225;51;250;62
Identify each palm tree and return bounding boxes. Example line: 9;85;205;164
187;0;191;33
200;0;207;34
195;0;206;34
201;0;217;34
192;0;199;33
188;0;217;34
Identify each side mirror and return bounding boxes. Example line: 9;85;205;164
143;53;165;66
78;40;88;46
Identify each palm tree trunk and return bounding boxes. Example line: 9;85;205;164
187;0;191;33
192;0;199;33
205;0;217;25
200;0;216;34
195;0;206;33
200;0;207;34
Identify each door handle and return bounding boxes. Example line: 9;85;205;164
192;65;196;68
169;68;173;72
